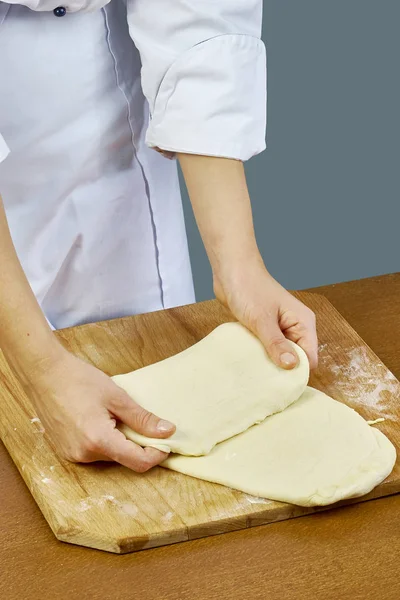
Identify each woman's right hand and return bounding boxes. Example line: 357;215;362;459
1;195;173;472
25;350;175;472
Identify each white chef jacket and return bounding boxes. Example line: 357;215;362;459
0;0;267;329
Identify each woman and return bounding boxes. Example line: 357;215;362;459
0;0;318;472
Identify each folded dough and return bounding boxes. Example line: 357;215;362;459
163;387;396;507
113;322;309;455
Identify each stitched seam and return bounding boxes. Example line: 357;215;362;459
103;7;165;309
0;4;10;27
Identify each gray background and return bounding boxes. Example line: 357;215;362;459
180;0;400;302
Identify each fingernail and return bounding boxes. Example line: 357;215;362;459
157;419;174;433
280;352;297;367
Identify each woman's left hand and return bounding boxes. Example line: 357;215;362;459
214;259;318;370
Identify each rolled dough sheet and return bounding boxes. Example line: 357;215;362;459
113;322;309;455
163;387;396;507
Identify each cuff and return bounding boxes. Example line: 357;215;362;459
146;34;267;162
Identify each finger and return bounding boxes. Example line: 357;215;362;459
254;318;299;369
111;390;176;439
284;322;319;370
97;428;168;473
294;333;319;370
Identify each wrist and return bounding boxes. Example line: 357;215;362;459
4;335;68;387
213;250;271;307
212;246;265;286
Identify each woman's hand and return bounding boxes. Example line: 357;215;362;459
178;154;318;370
214;258;318;370
25;350;175;472
1;195;174;471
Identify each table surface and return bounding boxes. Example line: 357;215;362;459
1;273;399;600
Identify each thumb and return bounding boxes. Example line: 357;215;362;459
111;391;176;439
255;318;299;370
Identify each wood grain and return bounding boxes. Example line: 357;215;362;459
0;290;399;555
307;273;400;377
1;274;400;600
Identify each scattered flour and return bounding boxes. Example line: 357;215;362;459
244;495;271;505
30;417;45;433
76;495;138;517
162;511;174;522
119;502;139;517
322;345;398;419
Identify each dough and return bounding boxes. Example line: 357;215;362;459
163;387;396;507
113;322;309;455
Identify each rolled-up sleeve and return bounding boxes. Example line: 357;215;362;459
0;133;10;164
126;0;267;161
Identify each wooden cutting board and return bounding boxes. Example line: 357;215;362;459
0;293;399;554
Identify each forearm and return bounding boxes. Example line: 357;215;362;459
0;195;63;382
178;154;263;279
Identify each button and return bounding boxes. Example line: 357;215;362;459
53;7;66;17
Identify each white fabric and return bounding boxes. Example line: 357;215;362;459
127;0;267;160
1;0;267;162
0;0;267;327
114;323;309;455
0;3;194;328
3;0;110;12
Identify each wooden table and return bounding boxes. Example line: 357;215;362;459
1;274;399;600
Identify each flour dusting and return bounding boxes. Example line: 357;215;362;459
76;495;138;517
119;502;139;517
30;417;45;433
244;495;271;505
327;346;398;418
162;511;174;522
77;500;91;513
